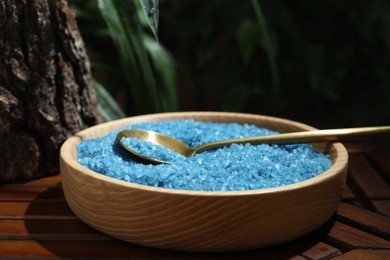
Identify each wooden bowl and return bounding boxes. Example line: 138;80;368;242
60;112;348;252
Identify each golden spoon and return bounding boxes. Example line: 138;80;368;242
117;126;390;164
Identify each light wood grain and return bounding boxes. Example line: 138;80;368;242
60;112;348;252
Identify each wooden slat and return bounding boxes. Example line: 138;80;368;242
0;220;340;259
0;201;75;220
0;240;315;259
341;179;363;208
0;240;179;259
337;203;390;240
1;175;61;188
367;146;390;216
371;201;390;217
342;182;356;201
345;172;371;209
348;154;390;198
0;187;65;201
331;249;390;260
348;154;390;215
287;238;341;259
367;145;390;182
325;221;390;249
0;219;108;240
248;235;342;259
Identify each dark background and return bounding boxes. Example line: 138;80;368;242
72;0;390;129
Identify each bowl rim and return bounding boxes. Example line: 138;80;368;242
60;111;348;197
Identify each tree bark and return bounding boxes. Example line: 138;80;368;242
0;0;101;182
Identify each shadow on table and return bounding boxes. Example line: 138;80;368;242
24;187;336;259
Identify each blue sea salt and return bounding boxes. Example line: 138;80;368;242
121;137;185;162
77;120;332;191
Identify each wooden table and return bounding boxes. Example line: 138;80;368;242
1;143;390;259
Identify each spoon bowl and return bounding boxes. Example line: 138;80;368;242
117;126;390;164
117;129;195;164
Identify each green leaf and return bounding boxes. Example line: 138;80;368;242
93;80;126;121
98;0;161;114
143;35;178;111
98;0;178;114
137;0;159;40
251;0;279;94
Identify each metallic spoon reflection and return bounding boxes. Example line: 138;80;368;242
117;126;390;164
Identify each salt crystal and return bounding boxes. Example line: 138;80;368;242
77;120;332;191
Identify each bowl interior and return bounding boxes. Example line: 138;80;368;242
62;111;346;195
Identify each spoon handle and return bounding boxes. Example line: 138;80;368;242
194;126;390;154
